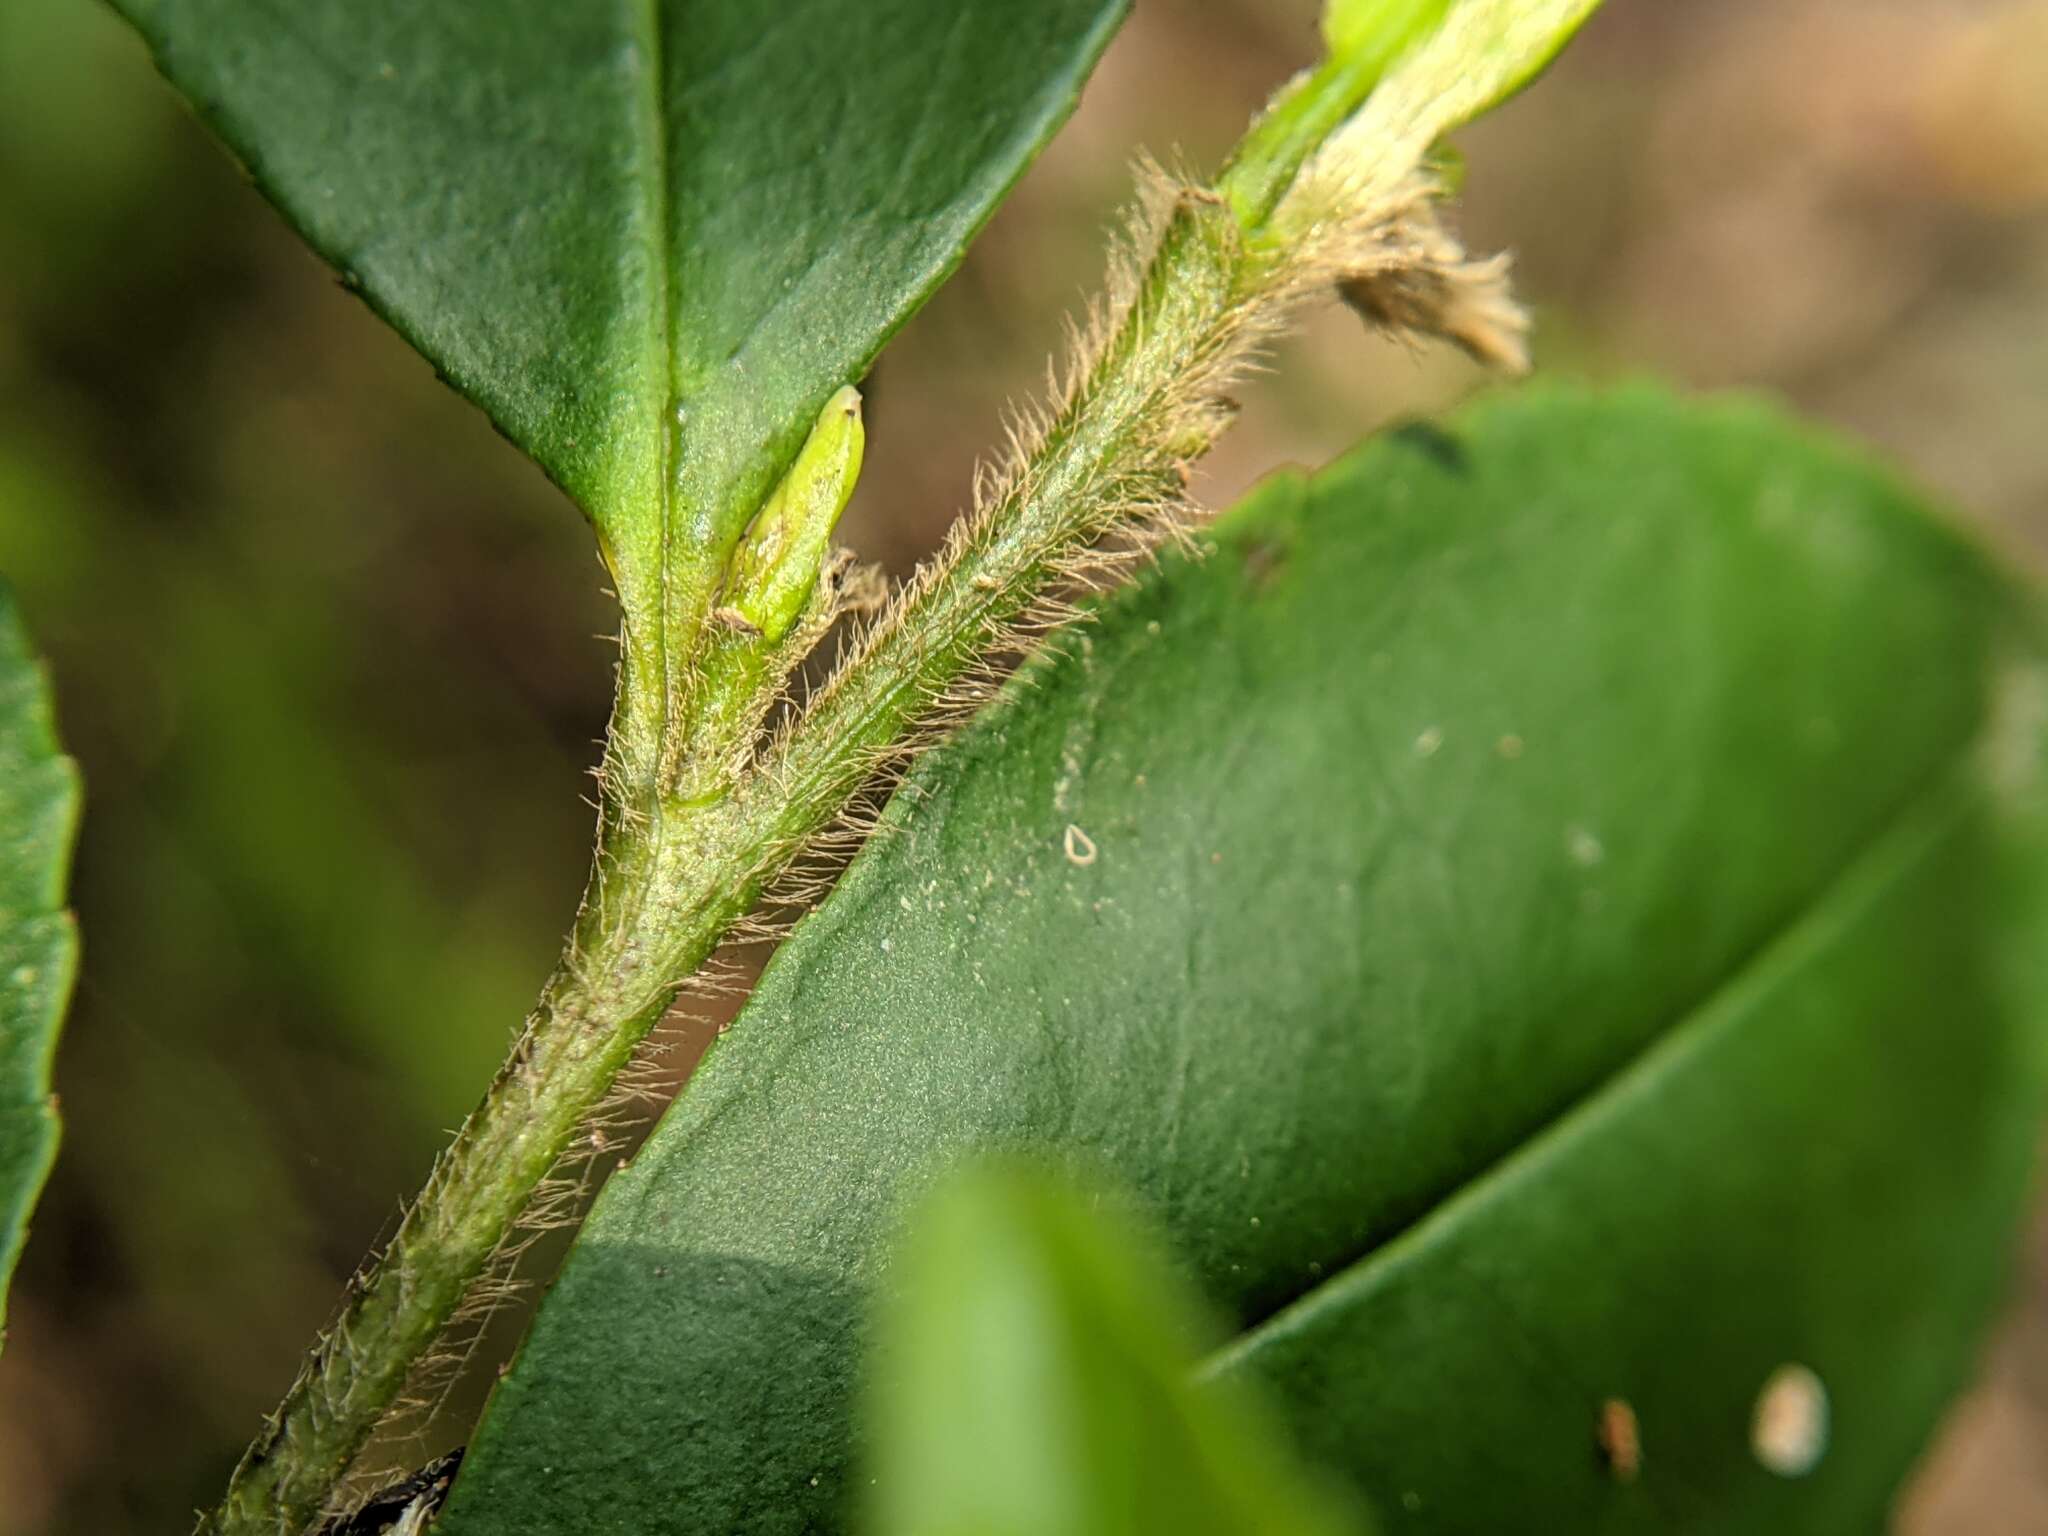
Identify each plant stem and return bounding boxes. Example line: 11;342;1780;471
199;780;732;1532
204;47;1417;1536
750;210;1254;843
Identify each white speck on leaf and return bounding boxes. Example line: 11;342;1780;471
1597;1398;1641;1483
1414;726;1443;758
1063;824;1098;866
1752;1364;1828;1477
1567;826;1604;867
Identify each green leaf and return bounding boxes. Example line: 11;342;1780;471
0;582;79;1344
1226;0;1601;228
1342;0;1602;128
868;1161;1365;1536
443;384;2048;1533
107;0;1127;623
1320;0;1452;64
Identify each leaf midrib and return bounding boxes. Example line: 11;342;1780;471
1198;743;1982;1379
637;0;677;650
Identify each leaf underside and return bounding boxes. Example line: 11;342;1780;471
106;0;1129;587
443;386;2048;1533
0;584;79;1343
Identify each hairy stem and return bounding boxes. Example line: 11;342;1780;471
202;44;1484;1536
751;201;1258;844
200;756;744;1532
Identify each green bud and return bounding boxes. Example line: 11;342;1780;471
718;385;865;644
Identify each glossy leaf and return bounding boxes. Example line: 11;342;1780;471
446;384;2048;1532
0;583;79;1343
868;1161;1364;1536
107;0;1128;612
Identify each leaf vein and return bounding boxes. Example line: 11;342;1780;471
1198;749;1980;1379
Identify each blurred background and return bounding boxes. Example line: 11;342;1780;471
2;0;2047;1529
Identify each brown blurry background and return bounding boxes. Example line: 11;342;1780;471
3;0;2048;1529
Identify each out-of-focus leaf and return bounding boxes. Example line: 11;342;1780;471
0;582;79;1343
868;1161;1365;1536
444;385;2048;1532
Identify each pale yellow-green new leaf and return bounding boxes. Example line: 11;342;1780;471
1284;0;1603;231
1320;0;1451;73
1224;0;1599;233
1325;0;1597;126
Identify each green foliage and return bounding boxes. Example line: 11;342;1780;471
1325;0;1599;120
441;387;2047;1533
1225;0;1601;226
49;0;2048;1530
867;1161;1365;1536
1321;0;1453;65
95;8;1135;1524
0;583;78;1341
106;0;1127;642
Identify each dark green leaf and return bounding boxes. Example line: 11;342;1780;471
868;1160;1365;1536
0;582;79;1343
106;0;1127;606
444;385;2048;1532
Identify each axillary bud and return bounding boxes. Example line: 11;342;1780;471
717;385;864;645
